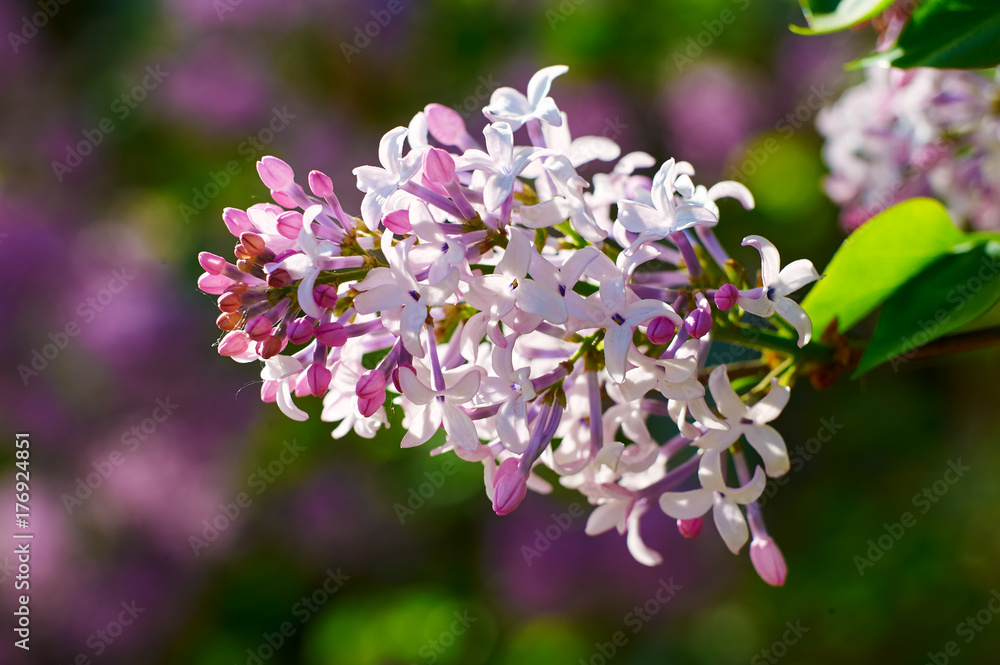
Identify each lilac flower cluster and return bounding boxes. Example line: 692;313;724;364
196;66;821;585
818;66;1000;232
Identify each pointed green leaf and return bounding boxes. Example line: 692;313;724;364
854;238;1000;375
884;0;1000;69
791;0;895;35
802;198;964;335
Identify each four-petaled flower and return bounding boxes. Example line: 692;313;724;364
738;235;821;347
398;367;482;450
695;365;791;478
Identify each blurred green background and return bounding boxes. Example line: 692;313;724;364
2;0;999;663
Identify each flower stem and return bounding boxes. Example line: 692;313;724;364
713;325;833;361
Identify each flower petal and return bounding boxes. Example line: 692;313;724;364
745;382;790;423
659;488;713;519
398;367;435;405
745;424;790;478
626;501;663;567
515;280;568;324
773;296;813;347
708;365;746;421
442;403;480;450
713;494;750;554
742;235;781;286
775;259;821;296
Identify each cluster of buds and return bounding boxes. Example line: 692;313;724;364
197;66;822;586
818;66;1000;232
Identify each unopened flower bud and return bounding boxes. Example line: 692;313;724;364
276;211;303;239
313;284;338;311
222;207;253;236
286;318;314;345
240;232;267;257
256;156;294;191
425;103;469;147
492;457;527;516
647;316;677;344
423;147;456;185
245;314;273;342
218;331;250;356
677;517;703;539
217;292;242;313
356;370;387;417
685;308;712;338
258;333;285;359
216;311;242;331
199;252;228;275
383;210;412;234
306;364;333;397
314;322;347;347
749;536;788;587
308;170;334;198
267;269;292;288
714;283;739;311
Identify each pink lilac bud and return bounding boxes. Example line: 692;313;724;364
245;314;273;342
492;458;528;516
684;308;712;338
271;189;296;209
306;364;333;397
218;331;250;357
199;272;235;295
749;536;788;587
425;103;469;147
276;211;303;239
240;232;267;257
423;148;456;185
286;318;314;345
258;334;286;359
313;284;339;310
714;283;739;311
308;170;334;198
216;311;242;331
677;517;703;539
256;156;294;190
267;269;292;289
217;292;242;313
199;252;228;275
647;316;677;344
222;207;253;236
383;209;412;234
314;322;347;347
356;370;387;417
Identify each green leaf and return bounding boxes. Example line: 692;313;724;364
790;0;895;35
877;0;1000;69
802;198;964;335
854;239;1000;376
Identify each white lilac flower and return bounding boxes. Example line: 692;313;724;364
738;235;821;347
818;66;1000;231
397;366;481;450
483;65;568;131
196;65;824;584
658;448;768;554
456;122;552;211
696;365;791;478
353;126;423;230
616;159;718;247
466;227;567;325
353;234;458;358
